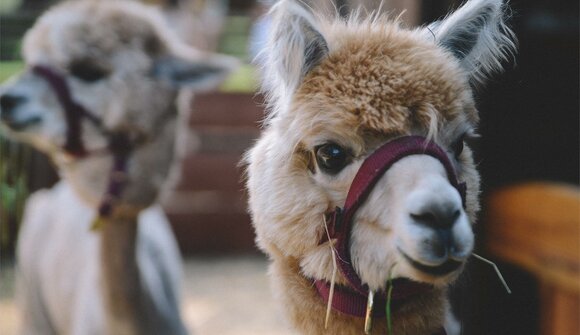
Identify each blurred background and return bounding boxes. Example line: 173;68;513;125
0;0;578;334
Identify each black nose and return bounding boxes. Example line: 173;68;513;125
410;208;462;258
0;94;26;121
410;208;461;230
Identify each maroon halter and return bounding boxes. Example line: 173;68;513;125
32;65;105;157
315;135;466;334
32;65;132;219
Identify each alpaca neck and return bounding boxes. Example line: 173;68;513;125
100;208;146;334
99;201;187;335
55;104;181;333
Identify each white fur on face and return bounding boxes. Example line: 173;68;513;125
0;5;176;206
2;6;170;150
2;1;235;152
0;70;115;154
350;155;474;290
249;117;477;290
0;72;67;152
0;1;235;207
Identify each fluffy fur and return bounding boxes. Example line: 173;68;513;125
246;0;515;334
0;1;235;334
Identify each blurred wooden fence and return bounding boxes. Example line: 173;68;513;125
164;92;263;254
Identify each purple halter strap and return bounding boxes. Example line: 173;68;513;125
32;65;104;157
32;65;132;220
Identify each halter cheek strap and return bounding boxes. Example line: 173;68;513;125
314;136;466;334
32;65;134;226
32;65;104;157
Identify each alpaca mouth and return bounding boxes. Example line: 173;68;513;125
1;116;42;131
401;251;464;276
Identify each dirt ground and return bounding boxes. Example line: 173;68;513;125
0;256;297;335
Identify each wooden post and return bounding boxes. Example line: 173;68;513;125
485;183;580;335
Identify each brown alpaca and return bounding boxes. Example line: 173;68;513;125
245;0;516;334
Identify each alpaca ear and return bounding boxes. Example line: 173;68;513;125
152;54;237;91
261;0;328;107
426;0;516;86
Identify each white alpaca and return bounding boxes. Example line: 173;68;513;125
245;0;515;334
0;1;235;334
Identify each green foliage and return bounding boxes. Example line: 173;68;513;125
0;135;30;258
219;15;252;60
0;0;21;14
386;279;394;335
0;61;24;83
220;65;258;93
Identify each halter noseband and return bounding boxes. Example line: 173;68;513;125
32;65;135;223
32;65;107;157
315;135;466;333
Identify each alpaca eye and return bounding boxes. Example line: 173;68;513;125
451;134;465;158
69;60;109;82
315;142;350;174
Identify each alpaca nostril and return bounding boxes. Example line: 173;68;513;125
0;94;26;119
431;228;457;259
410;212;437;227
437;228;454;249
410;207;461;230
451;209;460;221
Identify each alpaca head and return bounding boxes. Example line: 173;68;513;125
0;1;235;206
247;0;515;290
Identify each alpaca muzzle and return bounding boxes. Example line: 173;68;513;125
316;135;466;331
